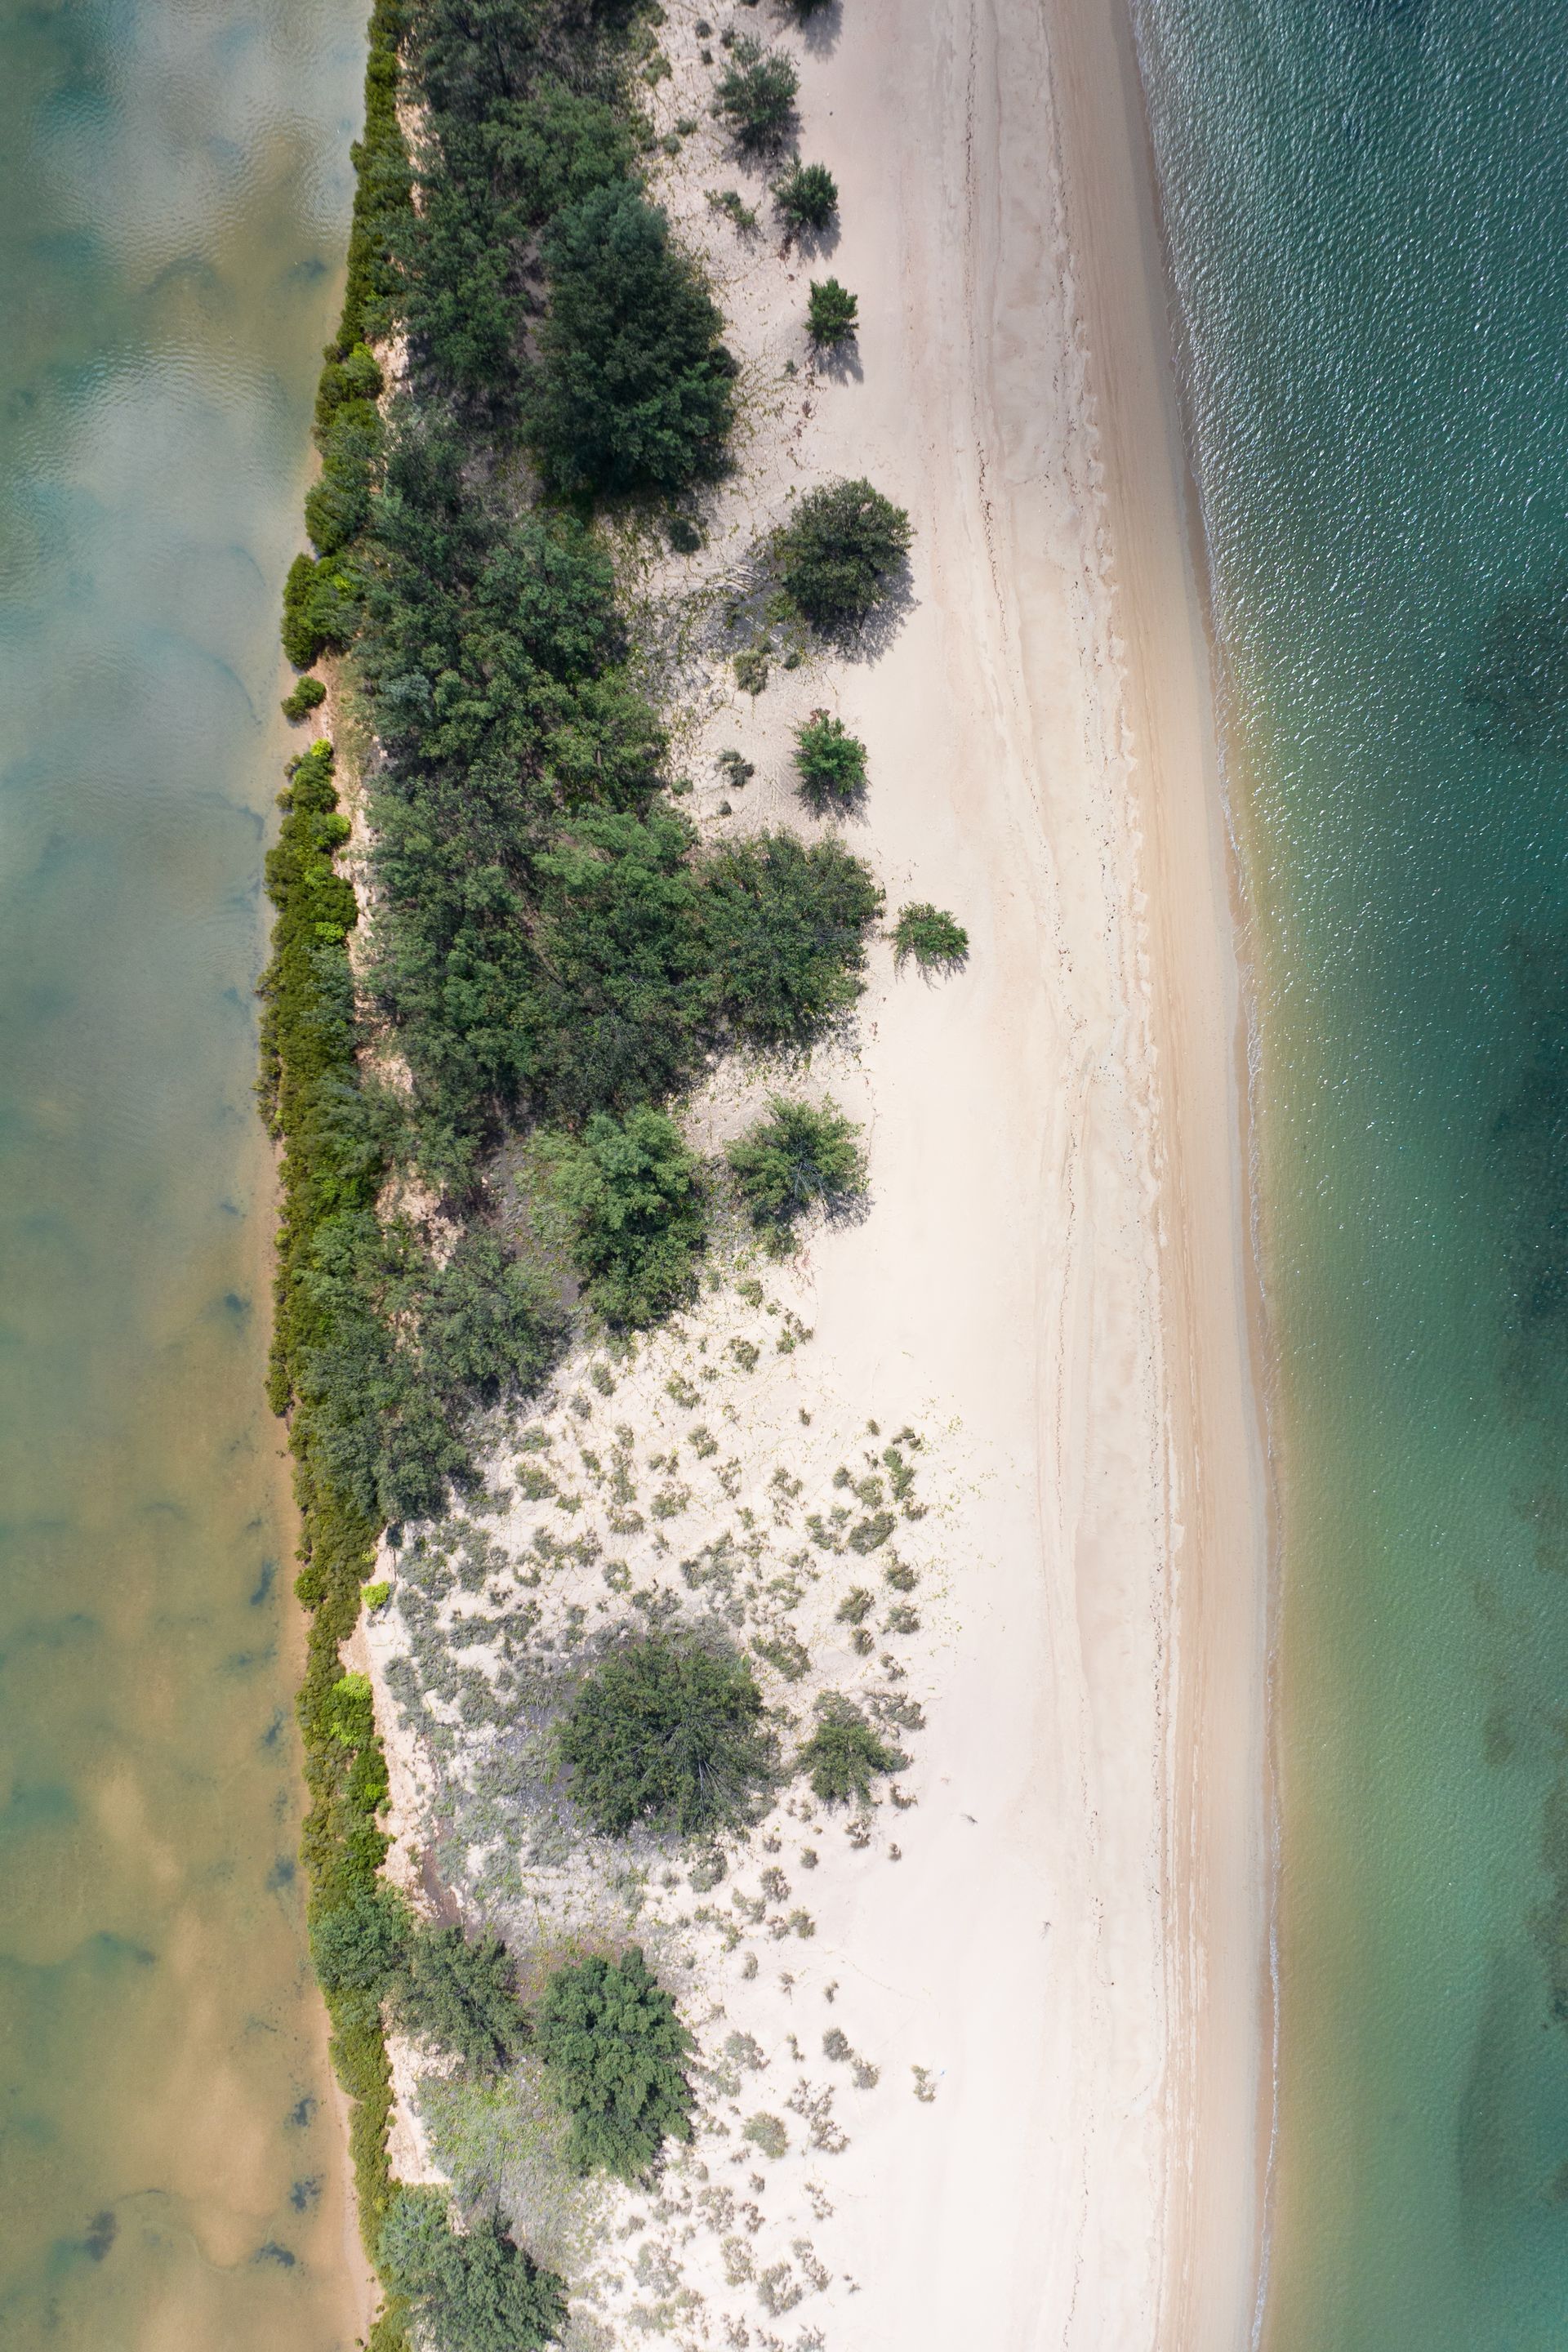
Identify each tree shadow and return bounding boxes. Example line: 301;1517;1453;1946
775;0;844;58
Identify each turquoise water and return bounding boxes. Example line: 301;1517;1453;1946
1132;0;1568;2341
0;0;367;2342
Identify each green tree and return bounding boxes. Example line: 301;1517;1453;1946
793;709;867;808
702;833;884;1050
806;277;858;346
531;183;737;494
726;1097;866;1240
393;1924;528;2078
544;1107;706;1328
714;38;799;150
797;1697;906;1804
535;1947;695;2180
773;160;837;231
773;477;912;632
379;2185;567;2352
310;1884;413;1998
559;1635;776;1835
282;550;362;669
892;902;969;970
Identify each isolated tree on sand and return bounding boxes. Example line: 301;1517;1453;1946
773;477;911;632
535;1946;695;2179
806;277;858;347
558;1634;776;1835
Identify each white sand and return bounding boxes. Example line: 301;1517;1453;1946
358;0;1272;2343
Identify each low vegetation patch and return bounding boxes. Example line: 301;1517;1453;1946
798;1696;908;1804
559;1635;777;1836
893;901;969;971
535;1947;695;2180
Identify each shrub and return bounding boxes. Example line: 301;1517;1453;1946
535;1947;695;2179
558;1634;777;1835
283;674;327;723
667;514;704;554
793;710;866;808
893;902;969;970
773;478;912;633
531;183;737;495
806;277;858;346
773;161;838;232
544;1108;706;1329
743;2113;788;2158
715;38;799;150
726;1098;866;1239
797;1697;906;1804
379;2186;566;2352
393;1924;528;2078
703;833;884;1052
734;645;770;695
310;1884;413;1998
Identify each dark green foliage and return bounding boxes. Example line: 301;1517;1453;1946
774;477;913;633
793;709;866;808
559;1635;776;1835
714;37;798;150
310;1883;414;1997
892;901;969;970
535;1947;695;2179
315;339;384;438
283;550;363;669
283;674;327;722
394;1924;528;2077
380;2186;567;2352
531;184;737;494
797;1698;906;1804
773;160;837;231
806;276;858;346
545;1107;707;1327
1465;579;1568;752
726;1096;866;1238
335;0;412;353
702;833;884;1051
305;399;382;555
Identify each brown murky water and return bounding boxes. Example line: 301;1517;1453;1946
0;0;368;2341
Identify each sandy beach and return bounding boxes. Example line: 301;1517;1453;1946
357;0;1272;2343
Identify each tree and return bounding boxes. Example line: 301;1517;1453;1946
558;1635;777;1835
531;183;737;495
773;477;912;632
702;833;883;1051
806;277;858;346
535;1947;695;2179
793;710;866;808
379;2185;567;2352
393;1923;528;2077
309;1883;413;1997
797;1697;906;1804
773;160;837;232
726;1098;866;1241
543;1107;706;1328
892;902;969;970
714;38;799;151
282;550;361;669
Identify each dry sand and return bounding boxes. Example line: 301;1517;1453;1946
359;0;1272;2344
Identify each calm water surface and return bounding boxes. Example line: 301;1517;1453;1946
0;0;367;2341
1133;0;1568;2342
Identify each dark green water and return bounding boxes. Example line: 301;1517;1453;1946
1132;0;1568;2341
0;0;367;2342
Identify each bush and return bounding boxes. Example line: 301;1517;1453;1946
793;710;866;808
703;833;884;1051
797;1697;906;1804
773;161;838;232
714;38;799;150
531;183;737;495
806;277;858;346
535;1947;695;2179
893;902;969;970
773;478;912;633
379;2186;566;2352
393;1924;528;2078
544;1107;706;1328
558;1634;777;1836
727;1098;866;1239
283;674;327;723
734;645;770;695
310;1884;413;1998
743;2112;788;2158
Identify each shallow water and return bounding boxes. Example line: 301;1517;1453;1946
0;0;368;2341
1132;0;1568;2341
